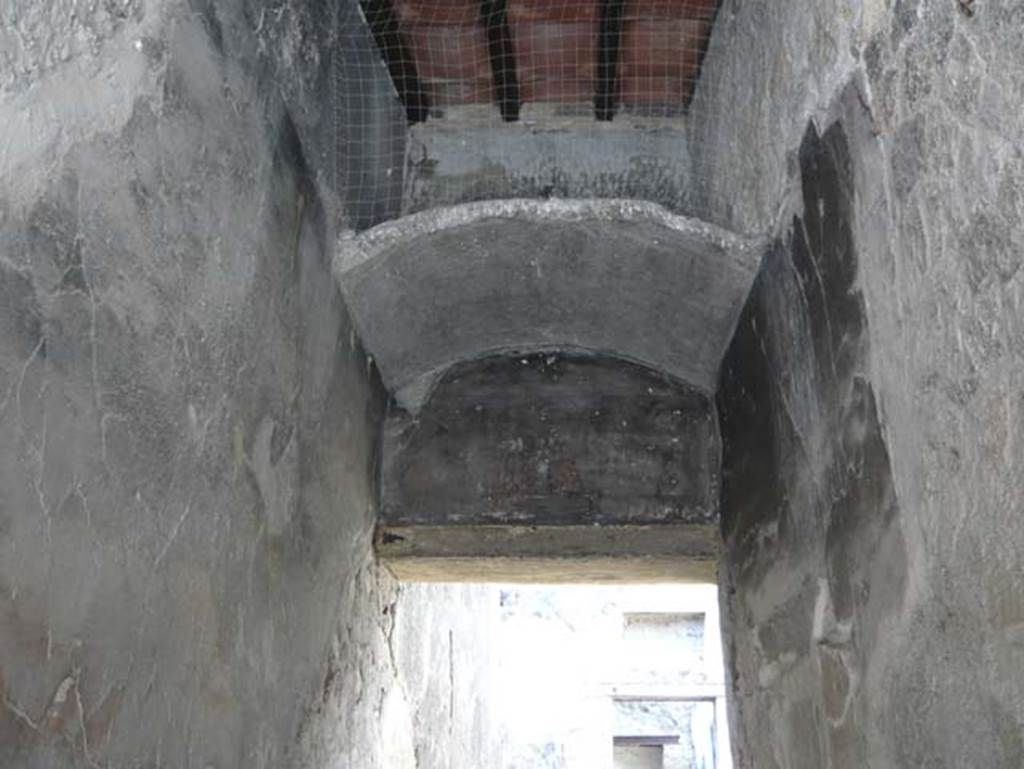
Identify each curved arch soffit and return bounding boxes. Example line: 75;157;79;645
334;199;765;412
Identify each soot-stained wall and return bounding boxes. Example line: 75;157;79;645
718;123;907;769
702;2;1024;766
383;353;719;528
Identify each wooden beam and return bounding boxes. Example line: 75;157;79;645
360;0;430;122
595;0;625;120
375;523;719;583
480;0;521;121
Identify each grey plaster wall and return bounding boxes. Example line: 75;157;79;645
700;2;1024;767
0;2;497;768
299;579;503;769
403;116;695;216
392;583;502;769
718;122;907;769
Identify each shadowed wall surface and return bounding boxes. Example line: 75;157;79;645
2;0;1023;767
383;353;718;527
698;2;1024;766
0;2;498;767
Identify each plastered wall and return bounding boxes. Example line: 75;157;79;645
700;2;1024;767
0;2;497;767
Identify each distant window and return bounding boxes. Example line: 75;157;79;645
614;700;718;769
613;743;665;769
622;612;705;647
620;612;706;680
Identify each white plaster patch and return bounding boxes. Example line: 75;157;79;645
859;0;891;44
380;675;419;768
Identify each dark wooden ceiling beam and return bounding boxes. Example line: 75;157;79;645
360;0;430;123
480;0;522;121
595;0;625;120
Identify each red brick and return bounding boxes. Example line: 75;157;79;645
394;0;481;26
507;0;598;23
622;0;718;21
402;23;492;81
618;74;688;106
619;18;708;107
424;78;496;106
389;0;716;110
395;1;494;107
512;19;597;103
620;18;707;76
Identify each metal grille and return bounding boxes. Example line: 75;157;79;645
335;0;724;227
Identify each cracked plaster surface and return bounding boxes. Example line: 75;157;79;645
3;0;1023;767
0;1;498;767
698;1;1024;767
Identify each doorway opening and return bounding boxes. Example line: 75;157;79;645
340;199;756;769
388;580;731;769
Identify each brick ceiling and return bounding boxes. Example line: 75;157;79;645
363;0;720;121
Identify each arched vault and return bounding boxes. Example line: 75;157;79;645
334;199;764;411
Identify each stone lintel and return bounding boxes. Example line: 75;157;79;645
375;524;719;583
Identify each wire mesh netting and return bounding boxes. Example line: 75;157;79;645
335;0;723;228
